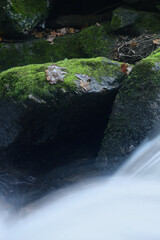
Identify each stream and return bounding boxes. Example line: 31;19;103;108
0;131;160;239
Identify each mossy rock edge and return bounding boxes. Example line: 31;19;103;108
97;48;160;172
0;57;124;171
0;0;51;37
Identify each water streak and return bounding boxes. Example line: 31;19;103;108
1;132;160;240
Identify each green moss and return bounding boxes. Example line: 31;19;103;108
0;0;50;36
0;34;85;72
0;57;120;101
135;12;160;33
78;23;116;58
0;23;117;72
111;15;122;29
111;8;139;30
57;57;120;83
97;48;160;162
11;0;48;17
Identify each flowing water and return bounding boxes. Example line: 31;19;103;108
1;132;160;240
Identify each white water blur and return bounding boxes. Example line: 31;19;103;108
1;132;160;240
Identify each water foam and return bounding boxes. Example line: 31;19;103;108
1;132;160;240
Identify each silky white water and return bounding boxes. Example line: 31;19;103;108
1;132;160;240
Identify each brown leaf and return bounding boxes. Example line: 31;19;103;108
68;28;75;34
46;35;56;44
80;80;90;90
45;64;67;85
121;63;128;75
95;22;102;27
50;31;57;37
153;39;160;45
59;28;68;35
0;37;2;42
129;41;139;47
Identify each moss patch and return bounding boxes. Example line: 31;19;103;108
0;57;121;101
0;34;85;72
97;48;160;165
11;0;48;17
0;23;117;73
135;12;160;33
0;0;50;36
78;23;116;58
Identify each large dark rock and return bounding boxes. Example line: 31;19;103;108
0;0;51;37
97;49;160;172
111;7;160;34
0;57;124;172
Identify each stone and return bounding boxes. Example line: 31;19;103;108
0;0;51;37
0;57;125;171
111;7;160;34
97;48;160;172
0;23;116;73
111;7;139;30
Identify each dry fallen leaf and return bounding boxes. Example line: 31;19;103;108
46;35;56;44
153;39;160;45
75;74;91;91
0;37;2;42
68;28;75;34
121;63;133;75
50;31;57;37
80;80;91;91
129;41;139;47
95;22;102;27
59;28;68;35
45;64;67;85
121;63;128;75
126;65;133;75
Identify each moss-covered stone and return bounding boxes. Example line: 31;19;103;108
111;8;139;30
0;23;117;72
0;33;85;72
135;11;160;34
0;57;124;171
111;7;160;34
97;48;160;171
0;0;51;37
78;23;116;58
0;57;123;101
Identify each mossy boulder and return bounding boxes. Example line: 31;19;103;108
0;34;85;73
0;23;117;73
135;11;160;34
97;49;160;172
111;8;139;30
111;7;160;34
78;23;116;58
0;57;124;171
0;0;51;37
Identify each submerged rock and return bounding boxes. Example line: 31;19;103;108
0;57;124;172
0;0;51;37
97;49;160;172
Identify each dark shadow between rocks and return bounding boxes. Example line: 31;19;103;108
1;90;117;176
